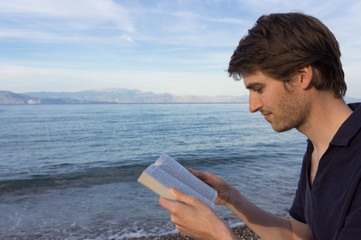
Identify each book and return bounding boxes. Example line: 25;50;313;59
137;153;218;208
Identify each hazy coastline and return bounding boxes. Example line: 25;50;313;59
0;89;247;104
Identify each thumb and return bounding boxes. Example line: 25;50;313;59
189;168;208;182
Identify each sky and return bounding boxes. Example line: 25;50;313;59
1;0;361;97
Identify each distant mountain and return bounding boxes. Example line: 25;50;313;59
0;91;105;104
24;88;246;103
0;91;34;104
0;89;246;104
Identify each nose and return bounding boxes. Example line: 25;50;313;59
249;92;262;113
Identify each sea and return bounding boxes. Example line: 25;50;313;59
0;103;307;239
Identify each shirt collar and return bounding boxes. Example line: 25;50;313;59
330;102;361;146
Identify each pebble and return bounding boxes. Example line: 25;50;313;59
123;225;261;240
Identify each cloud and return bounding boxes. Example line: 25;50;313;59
118;34;133;43
204;17;251;25
0;0;134;44
0;0;248;47
0;28;134;45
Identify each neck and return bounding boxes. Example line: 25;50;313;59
297;93;352;154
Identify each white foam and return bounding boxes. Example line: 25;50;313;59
99;228;179;240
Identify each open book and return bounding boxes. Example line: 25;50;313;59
137;153;218;208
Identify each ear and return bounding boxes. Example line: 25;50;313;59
297;65;313;90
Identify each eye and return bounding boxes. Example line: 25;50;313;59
253;87;263;93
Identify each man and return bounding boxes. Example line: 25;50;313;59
159;12;361;239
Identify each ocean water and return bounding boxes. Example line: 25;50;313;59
0;103;307;239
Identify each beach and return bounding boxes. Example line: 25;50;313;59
124;225;261;240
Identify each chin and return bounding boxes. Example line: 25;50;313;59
271;124;294;133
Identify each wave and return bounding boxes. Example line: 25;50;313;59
0;145;297;195
0;162;148;194
0;153;254;194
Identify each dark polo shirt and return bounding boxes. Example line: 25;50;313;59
289;103;361;240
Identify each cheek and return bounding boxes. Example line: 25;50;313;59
268;86;289;107
261;92;279;109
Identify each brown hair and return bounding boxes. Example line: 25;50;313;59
228;12;346;98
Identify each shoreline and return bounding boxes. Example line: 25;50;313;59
123;225;261;240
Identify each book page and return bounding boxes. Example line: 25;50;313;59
144;163;215;208
154;153;217;206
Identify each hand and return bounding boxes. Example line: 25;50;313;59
189;168;234;206
159;188;237;240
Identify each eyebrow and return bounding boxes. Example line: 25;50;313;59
245;82;265;90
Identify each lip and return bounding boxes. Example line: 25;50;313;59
263;113;271;121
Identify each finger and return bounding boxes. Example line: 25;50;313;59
159;196;177;211
189;169;219;187
169;187;198;206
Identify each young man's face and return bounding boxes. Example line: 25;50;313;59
243;71;310;132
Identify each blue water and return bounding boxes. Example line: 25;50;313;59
0;104;307;239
